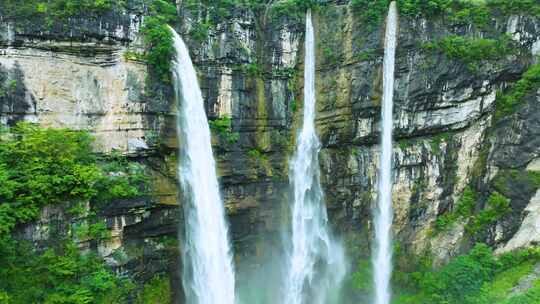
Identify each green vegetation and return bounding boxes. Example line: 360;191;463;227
94;153;149;204
0;238;134;303
269;0;319;21
487;0;540;16
350;0;540;31
425;35;513;71
74;221;111;241
448;1;491;28
244;62;263;76
350;0;449;27
465;191;510;234
350;259;373;293
135;276;172;304
495;63;540;121
390;244;540;304
434;186;510;235
248;148;266;161
183;0;319;42
429;132;452;153
0;123;99;235
398;0;452;18
0;123;154;303
141;0;177;82
209;116;240;143
1;0;125;21
355;49;378;62
0;123;149;230
435;186;476;232
492;169;540;195
351;0;391;27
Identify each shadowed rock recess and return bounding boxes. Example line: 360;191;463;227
1;0;540;303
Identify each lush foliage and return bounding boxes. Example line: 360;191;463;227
141;0;178;82
0;123;100;235
350;0;540;31
425;35;513;71
1;0;124;20
465;192;510;234
0;237;133;304
434;186;476;232
433;185;510;235
350;0;392;27
487;0;540;16
495;63;540;120
0;123;153;303
392;244;540;304
94;153;149;204
398;0;452;17
209;116;240;143
135;276;172;304
0;123;147;236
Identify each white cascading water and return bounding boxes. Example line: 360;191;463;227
169;27;236;304
373;2;398;304
284;10;346;304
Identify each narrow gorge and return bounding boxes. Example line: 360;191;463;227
1;0;540;304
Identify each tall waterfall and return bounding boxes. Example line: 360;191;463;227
170;27;236;304
373;2;398;304
284;10;346;304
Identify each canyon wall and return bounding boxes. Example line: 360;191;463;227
1;0;540;300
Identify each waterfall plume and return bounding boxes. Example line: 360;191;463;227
170;26;236;304
284;10;347;304
373;2;398;304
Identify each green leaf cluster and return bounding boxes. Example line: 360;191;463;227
495;63;540;121
350;0;540;33
209;116;240;143
0;123;100;235
0;123;148;236
466;192;510;234
398;0;452;17
434;186;476;232
0;237;134;304
135;276;172;304
426;35;513;71
141;0;177;83
392;245;540;304
487;0;540;16
1;0;124;20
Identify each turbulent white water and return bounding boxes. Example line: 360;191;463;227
170;27;236;304
373;2;398;304
284;10;346;304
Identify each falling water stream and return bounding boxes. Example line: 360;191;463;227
284;10;346;304
170;27;236;304
373;2;398;304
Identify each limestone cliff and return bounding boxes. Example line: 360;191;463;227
1;0;540;302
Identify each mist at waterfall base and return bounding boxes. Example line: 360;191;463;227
373;2;398;304
170;27;236;304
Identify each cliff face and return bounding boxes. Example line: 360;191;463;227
2;0;540;299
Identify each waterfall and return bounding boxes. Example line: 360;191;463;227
169;27;236;304
373;2;398;304
284;10;346;304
